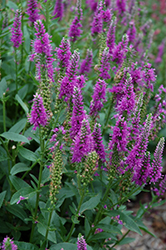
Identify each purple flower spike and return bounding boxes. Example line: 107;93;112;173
90;79;107;117
99;48;111;79
86;0;98;12
27;0;39;23
107;18;116;55
112;34;129;66
28;93;47;130
69;0;83;42
30;20;55;82
77;234;87;250
1;236;18;250
80;49;93;75
59;50;80;101
70;86;85;139
93;123;106;161
126;114;152;182
155;41;165;63
52;0;64;21
56;36;71;70
91;1;103;36
150;137;165;184
127;21;136;43
109;115;128;168
71;117;94;163
11;9;23;48
116;0;126;17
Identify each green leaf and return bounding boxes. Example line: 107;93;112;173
6;204;28;223
18;147;38;162
50;243;77;250
15;94;29;115
80;193;102;214
1;132;29;144
6;0;18;10
136;219;156;238
0;190;6;208
10;187;35;205
9;118;27;133
14;241;39;250
106;210;142;235
119;212;142;235
9;175;30;190
37;221;57;243
0;149;8;161
97;223;122;235
89;232;113;241
10;163;30;175
118;237;135;245
0;78;7;99
85;217;90;238
50;243;93;250
0;219;10;233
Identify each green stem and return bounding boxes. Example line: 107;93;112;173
65;190;85;242
45;208;53;241
21;160;39;180
86;181;112;242
15;50;18;92
111;230;130;249
21;4;24;68
102;95;114;136
29;132;45;243
45;0;50;32
2;99;6;132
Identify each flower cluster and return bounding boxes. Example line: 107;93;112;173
77;234;87;250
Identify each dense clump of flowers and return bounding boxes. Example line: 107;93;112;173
28;93;47;130
69;0;83;42
29;20;55;82
107;19;116;55
77;234;87;250
26;0;39;23
90;79;107;117
92;123;106;161
56;36;71;70
149;137;165;184
70;86;85;139
91;1;103;36
11;9;23;48
71;118;94;163
52;0;64;21
59;50;80;101
1;236;18;250
99;48;111;79
80;49;93;75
